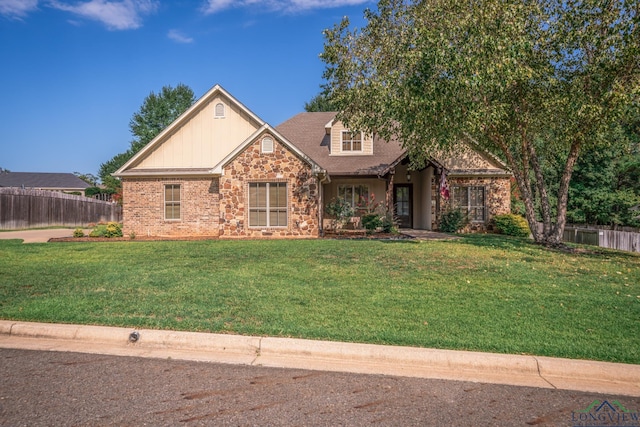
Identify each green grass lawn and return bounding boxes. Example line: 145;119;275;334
0;235;638;364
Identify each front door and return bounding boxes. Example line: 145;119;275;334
394;184;412;229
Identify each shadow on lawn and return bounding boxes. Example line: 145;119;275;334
456;233;640;260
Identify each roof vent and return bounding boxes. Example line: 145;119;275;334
214;102;225;118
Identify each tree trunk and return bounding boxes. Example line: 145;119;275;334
495;139;543;243
546;140;582;246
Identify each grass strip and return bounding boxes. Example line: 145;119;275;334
1;234;638;363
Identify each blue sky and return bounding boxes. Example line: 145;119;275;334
0;0;372;177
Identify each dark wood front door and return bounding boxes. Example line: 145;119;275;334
394;184;412;229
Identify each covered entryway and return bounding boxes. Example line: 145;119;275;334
394;184;412;229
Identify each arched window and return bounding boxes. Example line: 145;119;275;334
261;137;274;153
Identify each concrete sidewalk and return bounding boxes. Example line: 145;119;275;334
1;320;638;397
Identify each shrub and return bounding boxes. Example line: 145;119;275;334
88;222;123;238
89;225;107;238
492;214;530;237
73;228;85;238
439;209;468;233
361;213;382;233
325;198;354;230
105;222;123;238
380;211;398;233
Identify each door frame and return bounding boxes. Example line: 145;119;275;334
394;184;413;229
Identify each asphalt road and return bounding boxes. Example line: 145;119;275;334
1;349;638;426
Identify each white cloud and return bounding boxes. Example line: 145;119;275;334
202;0;234;14
202;0;370;15
48;0;158;30
168;29;194;44
0;0;38;18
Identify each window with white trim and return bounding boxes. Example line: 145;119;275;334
262;137;274;153
452;186;486;222
164;184;181;220
214;102;225;118
341;131;362;152
249;182;287;227
338;184;369;211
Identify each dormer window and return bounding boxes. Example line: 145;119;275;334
214;102;225;118
261;137;274;153
341;131;362;152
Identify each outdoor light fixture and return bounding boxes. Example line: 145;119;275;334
406;171;411;181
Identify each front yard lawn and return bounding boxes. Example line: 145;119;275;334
0;235;638;364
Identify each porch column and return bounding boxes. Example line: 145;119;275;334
424;167;433;230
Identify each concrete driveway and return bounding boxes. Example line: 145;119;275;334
0;228;89;243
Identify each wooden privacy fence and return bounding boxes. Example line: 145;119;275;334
0;188;122;230
539;223;640;253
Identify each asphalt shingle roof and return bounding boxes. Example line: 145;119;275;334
0;172;90;190
276;112;406;176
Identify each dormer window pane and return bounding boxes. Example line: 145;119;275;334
341;131;362;152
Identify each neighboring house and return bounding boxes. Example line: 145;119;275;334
114;85;511;238
0;172;90;193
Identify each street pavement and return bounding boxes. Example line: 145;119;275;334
2;348;639;426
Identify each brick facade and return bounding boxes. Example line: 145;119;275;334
218;134;319;239
121;177;220;237
121;136;320;239
439;176;511;232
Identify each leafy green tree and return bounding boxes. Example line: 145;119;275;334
73;172;99;186
304;91;336;112
566;120;640;227
99;151;134;192
99;84;196;191
321;0;639;246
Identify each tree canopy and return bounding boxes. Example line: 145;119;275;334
321;0;640;245
99;83;195;191
304;91;337;112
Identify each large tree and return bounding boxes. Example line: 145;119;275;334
321;0;639;246
99;84;196;191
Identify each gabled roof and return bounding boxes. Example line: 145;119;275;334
113;84;265;177
0;172;90;190
277;112;507;177
211;124;324;175
276;112;408;176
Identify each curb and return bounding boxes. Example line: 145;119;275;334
1;320;639;397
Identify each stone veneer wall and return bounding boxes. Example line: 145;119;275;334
219;135;319;238
121;177;220;237
440;176;511;232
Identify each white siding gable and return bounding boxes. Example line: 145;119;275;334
133;95;261;170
